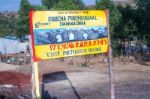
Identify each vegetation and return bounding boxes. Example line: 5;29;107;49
96;0;121;56
135;0;150;45
0;13;17;37
16;0;32;39
42;0;84;10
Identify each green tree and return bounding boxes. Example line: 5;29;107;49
32;5;46;10
115;5;137;40
42;0;60;9
42;0;84;10
16;0;32;39
96;0;121;56
0;13;17;37
135;0;150;44
0;15;8;37
96;0;121;37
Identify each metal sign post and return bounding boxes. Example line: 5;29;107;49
107;10;115;99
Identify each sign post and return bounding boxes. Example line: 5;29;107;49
29;10;111;98
29;11;41;98
107;10;115;99
33;61;41;98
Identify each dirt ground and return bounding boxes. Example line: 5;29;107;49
0;55;150;99
0;62;32;98
38;57;150;99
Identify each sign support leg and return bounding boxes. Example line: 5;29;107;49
29;36;41;99
33;61;41;98
107;10;115;99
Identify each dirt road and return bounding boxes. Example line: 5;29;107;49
0;62;18;71
39;59;150;99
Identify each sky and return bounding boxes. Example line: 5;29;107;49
0;0;41;11
0;0;96;12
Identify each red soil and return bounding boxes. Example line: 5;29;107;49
0;71;31;86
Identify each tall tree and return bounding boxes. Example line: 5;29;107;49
96;0;121;37
42;0;60;9
0;13;17;37
135;0;150;44
42;0;84;10
115;5;137;40
16;0;32;39
96;0;121;56
32;5;46;10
